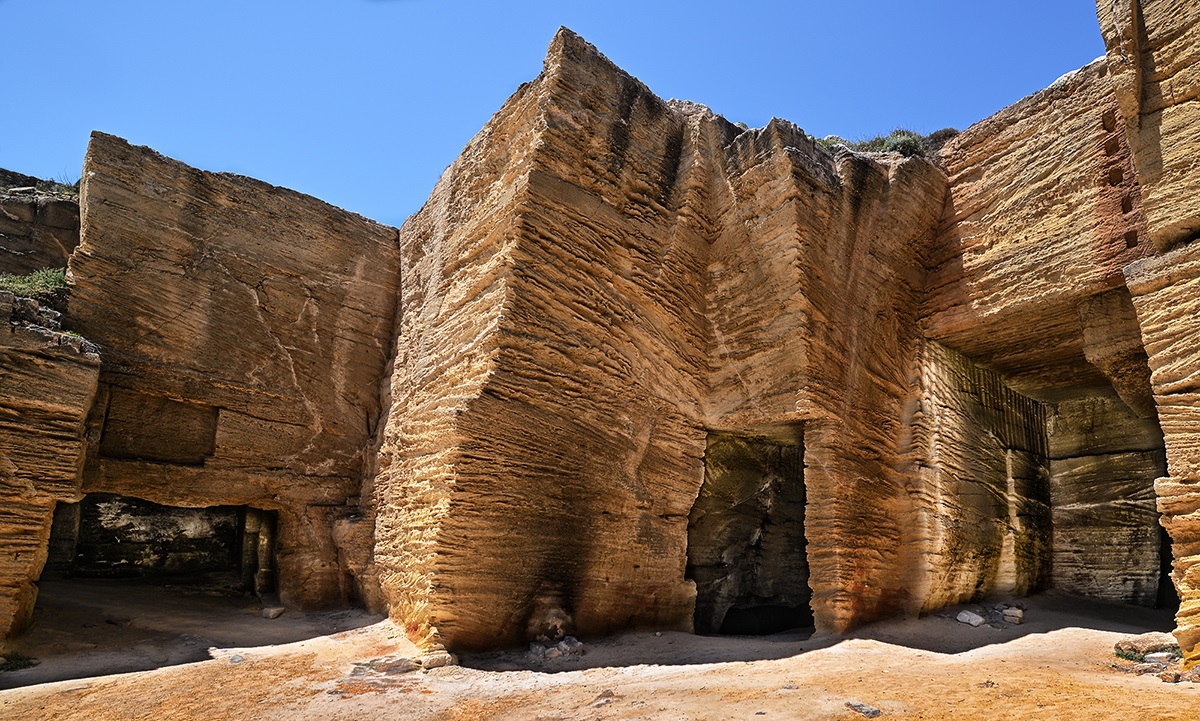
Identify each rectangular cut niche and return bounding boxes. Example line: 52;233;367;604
686;424;811;635
1048;394;1168;606
45;494;277;594
98;387;218;465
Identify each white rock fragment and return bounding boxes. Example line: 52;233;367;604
956;610;986;627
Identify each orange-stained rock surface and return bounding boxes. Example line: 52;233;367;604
371;30;951;650
909;342;1050;611
1127;242;1200;663
925;59;1152;398
1098;0;1200;251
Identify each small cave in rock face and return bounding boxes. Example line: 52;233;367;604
686;426;812;636
45;494;277;595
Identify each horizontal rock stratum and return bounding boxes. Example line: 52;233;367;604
2;0;1200;671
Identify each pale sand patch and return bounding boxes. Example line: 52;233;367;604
1;589;1194;720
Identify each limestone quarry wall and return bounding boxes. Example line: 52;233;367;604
371;29;992;649
1047;394;1165;605
911;0;1200;647
1099;0;1200;666
66;132;401;609
1098;0;1200;251
370;21;1198;653
925;59;1152;397
1127;243;1200;661
707;129;949;630
373;31;713;650
0;295;99;641
0;191;80;275
910;342;1051;611
3;1;1200;662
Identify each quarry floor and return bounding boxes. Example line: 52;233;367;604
0;582;1196;720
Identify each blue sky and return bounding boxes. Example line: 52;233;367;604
2;1;1104;227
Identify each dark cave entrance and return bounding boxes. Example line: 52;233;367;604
43;494;277;596
1158;525;1178;611
6;497;377;689
686;425;813;636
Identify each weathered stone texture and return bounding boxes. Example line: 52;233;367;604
0;191;80;275
705;126;947;630
908;342;1050;611
0;294;99;643
67;132;400;610
373;29;948;649
1048;394;1165;605
926;60;1151;397
374;32;711;650
1127;242;1200;662
1078;288;1157;418
1098;0;1200;250
5;8;1198;663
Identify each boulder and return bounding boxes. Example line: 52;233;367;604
1115;632;1179;658
956;610;986;627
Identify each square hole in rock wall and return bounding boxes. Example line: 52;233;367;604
687;424;813;636
98;388;218;465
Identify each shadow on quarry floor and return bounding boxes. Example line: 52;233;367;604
461;589;1177;673
0;578;381;690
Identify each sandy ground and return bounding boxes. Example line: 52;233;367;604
0;584;1196;720
0;578;380;689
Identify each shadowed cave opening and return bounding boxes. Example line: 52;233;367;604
1041;387;1177;612
44;494;278;595
1158;526;1177;610
686;425;813;637
933;283;1179;615
4;496;377;689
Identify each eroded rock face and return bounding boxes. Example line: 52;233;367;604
1098;0;1200;251
373;33;712;649
4;5;1199;661
704;120;948;634
0;189;80;275
67;133;401;610
909;342;1051;611
370;22;1198;652
372;28;949;650
372;31;1179;644
1127;244;1200;663
0;293;99;643
926;59;1151;398
1048;394;1166;605
1097;0;1200;666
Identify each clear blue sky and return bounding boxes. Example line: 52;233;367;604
2;1;1104;227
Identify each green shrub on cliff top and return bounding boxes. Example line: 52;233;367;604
883;130;925;156
817;127;960;158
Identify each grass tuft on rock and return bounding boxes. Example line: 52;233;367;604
0;267;71;312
